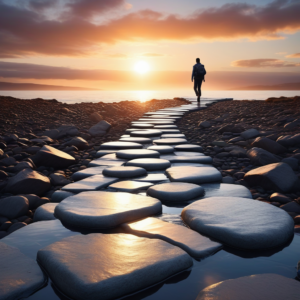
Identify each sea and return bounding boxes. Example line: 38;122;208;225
0;90;299;104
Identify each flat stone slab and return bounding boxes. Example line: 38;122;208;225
174;151;205;156
171;163;210;167
134;173;169;183
139;118;177;122
103;166;147;178
61;175;118;193
95;150;117;158
182;197;294;250
116;149;160;159
161;134;186;138
37;234;192;300
88;158;126;167
33;203;58;221
148;145;174;154
174;144;203;152
2;220;80;260
130;130;162;137
154;125;178;129
196;274;300;300
0;242;45;300
147;182;204;202
161;155;213;164
166;166;222;184
126;158;171;171
134;120;174;125
109;180;153;193
145;112;184;116
154;138;188;145
71;166;108;181
55;191;162;229
100;141;143;150
122;218;222;260
131;123;155;129
159;129;181;134
119;137;152;144
51;190;74;203
199;183;253;199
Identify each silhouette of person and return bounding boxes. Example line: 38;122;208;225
191;58;206;103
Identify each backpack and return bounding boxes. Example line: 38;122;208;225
194;64;206;78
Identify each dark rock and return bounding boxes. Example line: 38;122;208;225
0;157;16;166
43;129;59;139
88;121;111;137
50;173;71;186
199;121;211;128
34;145;75;169
7;222;27;234
251;137;287;155
218;124;244;134
89;112;103;123
281;202;300;214
0;196;29;219
247;147;280;166
63;137;89;150
244;162;298;193
241;129;260;140
21;194;50;210
5;169;51;196
0;170;8;180
282;157;299;171
270;193;292;204
0;221;12;231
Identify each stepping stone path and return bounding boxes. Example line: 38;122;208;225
62;175;118;193
103;166;147;178
134;173;169;183
55;191;162;229
33;203;58;221
147;182;204;203
131;123;154;129
109;180;153;193
37;234;193;300
148;145;174;154
116;149;160;159
162;155;213;164
196;274;300;300
175;144;203;152
166;166;222;184
126;158;171;171
182;197;294;250
122;217;222;260
0;242;46;299
71;166;108;181
154;138;188;145
161;134;186;138
100;141;143;150
130;130;162;137
119;137;152;144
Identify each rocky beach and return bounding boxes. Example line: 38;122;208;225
0;95;300;300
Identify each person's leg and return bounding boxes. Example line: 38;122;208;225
196;80;200;102
199;80;203;99
194;80;198;96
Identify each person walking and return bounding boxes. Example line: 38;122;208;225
191;58;206;103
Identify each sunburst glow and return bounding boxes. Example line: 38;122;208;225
134;61;150;74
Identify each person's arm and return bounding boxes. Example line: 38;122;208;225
191;66;194;82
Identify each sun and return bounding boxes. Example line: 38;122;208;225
134;61;150;74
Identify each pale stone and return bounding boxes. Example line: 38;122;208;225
196;274;300;300
119;137;152;144
71;166;108;181
0;242;45;300
154;138;188;145
33;203;58;221
61;175;118;193
122;218;222;260
109;180;153;192
51;190;74;203
161;155;213;164
116;149;160;159
161;134;186;138
134;173;168;183
130;130;162;137
182;197;294;250
37;234;192;300
166;166;222;184
126;158;171;171
147;182;204;202
55;191;162;229
174;144;203;152
100;141;143;150
147;145;174;154
103;166;146;178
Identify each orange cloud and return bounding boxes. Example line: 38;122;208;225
0;0;300;57
286;52;300;58
141;53;164;57
232;58;300;67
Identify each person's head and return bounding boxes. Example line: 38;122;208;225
196;58;200;63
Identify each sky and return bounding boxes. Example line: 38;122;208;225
0;0;300;90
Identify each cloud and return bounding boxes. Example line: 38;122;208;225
0;0;300;57
66;0;128;18
232;58;300;67
107;53;128;58
141;53;164;57
286;52;300;57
